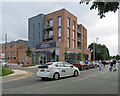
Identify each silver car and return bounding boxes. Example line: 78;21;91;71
37;62;80;80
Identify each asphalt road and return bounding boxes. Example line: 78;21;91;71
2;63;119;94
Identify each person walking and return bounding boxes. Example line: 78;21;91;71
109;60;113;71
113;59;117;71
98;60;102;70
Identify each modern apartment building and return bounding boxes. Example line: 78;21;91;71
28;8;91;64
2;39;31;64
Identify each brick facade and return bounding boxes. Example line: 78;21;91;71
2;39;32;64
31;8;91;62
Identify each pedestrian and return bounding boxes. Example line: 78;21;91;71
109;60;113;71
18;62;20;65
85;60;88;64
113;59;117;71
98;60;102;70
40;60;42;65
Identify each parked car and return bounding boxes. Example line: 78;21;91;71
72;61;89;70
89;62;97;68
37;62;80;80
0;59;9;67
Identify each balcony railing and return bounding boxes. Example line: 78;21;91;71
44;34;53;40
77;37;81;42
77;30;81;34
45;24;53;30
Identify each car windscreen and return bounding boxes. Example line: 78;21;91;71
38;63;53;68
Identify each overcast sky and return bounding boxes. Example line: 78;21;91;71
1;2;118;56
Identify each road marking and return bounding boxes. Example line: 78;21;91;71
0;71;33;84
73;69;109;82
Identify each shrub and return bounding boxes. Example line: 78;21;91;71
22;64;35;67
1;67;14;76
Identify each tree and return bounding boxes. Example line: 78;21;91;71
80;1;119;18
88;43;110;60
25;47;32;58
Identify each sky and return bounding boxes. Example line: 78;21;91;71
1;2;118;56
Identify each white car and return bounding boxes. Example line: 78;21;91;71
37;62;80;80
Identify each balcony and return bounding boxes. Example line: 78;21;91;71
77;29;81;34
45;24;53;30
77;37;81;42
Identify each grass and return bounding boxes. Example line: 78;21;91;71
0;67;14;76
22;64;35;67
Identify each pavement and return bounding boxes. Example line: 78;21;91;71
1;66;33;84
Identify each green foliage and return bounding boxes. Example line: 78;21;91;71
110;55;120;60
88;43;110;60
1;67;14;76
80;1;119;18
22;64;35;67
25;47;32;58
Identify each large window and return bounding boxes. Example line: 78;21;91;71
58;17;61;26
49;30;53;38
58;28;61;37
39;23;40;29
73;20;75;30
33;33;35;40
68;38;70;48
73;40;75;49
73;30;75;39
48;19;53;26
67;28;70;38
33;24;35;30
67;18;70;27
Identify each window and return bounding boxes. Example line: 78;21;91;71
73;30;75;39
58;63;64;67
14;51;15;55
33;43;34;48
67;18;70;27
33;33;35;40
49;30;53;38
58;38;61;41
68;38;70;48
73;40;75;49
39;23;40;29
10;51;12;57
48;19;53;26
58;17;61;26
64;63;71;67
33;24;35;30
39;32;40;39
58;28;61;37
67;28;70;38
73;20;75;30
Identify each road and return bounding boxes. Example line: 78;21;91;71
2;63;119;94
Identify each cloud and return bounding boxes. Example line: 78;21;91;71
1;2;118;56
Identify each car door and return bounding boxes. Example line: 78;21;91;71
57;62;66;77
64;62;74;76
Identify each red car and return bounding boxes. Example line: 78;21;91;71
72;61;89;70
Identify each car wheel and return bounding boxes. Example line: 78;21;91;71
53;73;60;80
74;70;79;77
